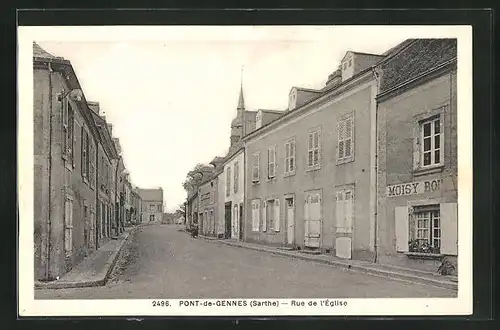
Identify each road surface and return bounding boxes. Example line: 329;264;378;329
35;223;456;299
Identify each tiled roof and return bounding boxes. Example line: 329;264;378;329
138;188;163;201
33;42;58;59
379;39;457;93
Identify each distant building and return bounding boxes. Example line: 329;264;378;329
138;188;163;222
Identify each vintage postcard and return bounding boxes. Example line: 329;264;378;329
18;25;472;316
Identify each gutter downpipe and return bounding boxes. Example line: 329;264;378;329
371;65;380;264
46;62;54;279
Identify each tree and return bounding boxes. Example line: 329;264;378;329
182;163;215;192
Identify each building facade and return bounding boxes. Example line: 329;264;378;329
197;175;219;237
376;39;458;273
34;43;101;280
139;188;164;222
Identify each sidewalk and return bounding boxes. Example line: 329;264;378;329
35;227;137;290
200;237;458;291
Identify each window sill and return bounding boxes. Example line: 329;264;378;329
405;252;443;260
413;165;445;177
306;165;321;172
284;171;296;178
252;180;260;185
336;157;354;166
266;177;277;183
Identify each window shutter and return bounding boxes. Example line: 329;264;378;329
346;116;354;159
413;125;421;170
304;196;310;239
262;201;267;231
395;206;409;252
81;127;85;176
335;192;344;230
345;191;353;231
274;198;280;232
440;203;458;255
256;202;260;231
251;203;256;231
338;120;345;159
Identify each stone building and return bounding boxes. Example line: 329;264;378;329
375;39;458;273
242;39;416;260
139;188;164;222
34;43;101;280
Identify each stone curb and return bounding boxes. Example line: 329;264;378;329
201;237;458;291
35;228;138;290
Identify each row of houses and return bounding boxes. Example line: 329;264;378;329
185;38;458;274
33;42;164;282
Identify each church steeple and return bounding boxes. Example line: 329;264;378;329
237;67;245;110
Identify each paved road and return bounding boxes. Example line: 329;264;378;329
35;224;455;299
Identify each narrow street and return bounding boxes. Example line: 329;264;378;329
35;224;456;299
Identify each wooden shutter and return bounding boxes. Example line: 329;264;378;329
262;200;267;231
81;127;86;177
274;198;280;232
440;203;458;255
335;191;345;231
413;124;421;170
395;205;409;252
71;111;76;168
256;201;260;231
304;195;310;239
345;190;353;232
338;120;345;160
345;116;354;158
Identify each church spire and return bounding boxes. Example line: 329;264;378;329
237;66;245;110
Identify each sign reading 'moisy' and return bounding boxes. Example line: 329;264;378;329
386;178;444;197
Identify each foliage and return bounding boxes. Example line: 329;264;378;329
408;239;440;254
181;163;216;192
437;257;456;276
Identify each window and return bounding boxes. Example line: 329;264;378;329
335;189;354;233
158;204;162;212
81;128;90;179
421;117;443;167
411;207;441;254
61;97;74;165
343;62;347;70
307;128;321;169
234;161;239;193
251;199;261;231
284;138;296;175
252;153;260;182
226;167;231;196
337;114;354;163
64;196;73;256
348;58;352;67
268;145;276;179
264;198;280;232
89;141;95;189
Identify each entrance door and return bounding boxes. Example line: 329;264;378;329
285;197;295;245
225;203;232;238
304;192;322;248
150;214;155;221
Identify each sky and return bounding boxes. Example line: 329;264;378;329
36;26;418;212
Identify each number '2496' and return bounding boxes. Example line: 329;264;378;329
152;300;170;307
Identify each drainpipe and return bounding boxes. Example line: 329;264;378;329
46;62;54;279
371;66;380;264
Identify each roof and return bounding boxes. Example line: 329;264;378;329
237;84;245;109
378;39;457;93
259;109;285;114
294;87;322;93
33;42;59;59
138;188;163;201
242;39;417;142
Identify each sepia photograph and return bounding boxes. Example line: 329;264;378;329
18;25;473;316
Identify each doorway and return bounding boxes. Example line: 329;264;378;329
285;197;295;245
224;202;232;238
